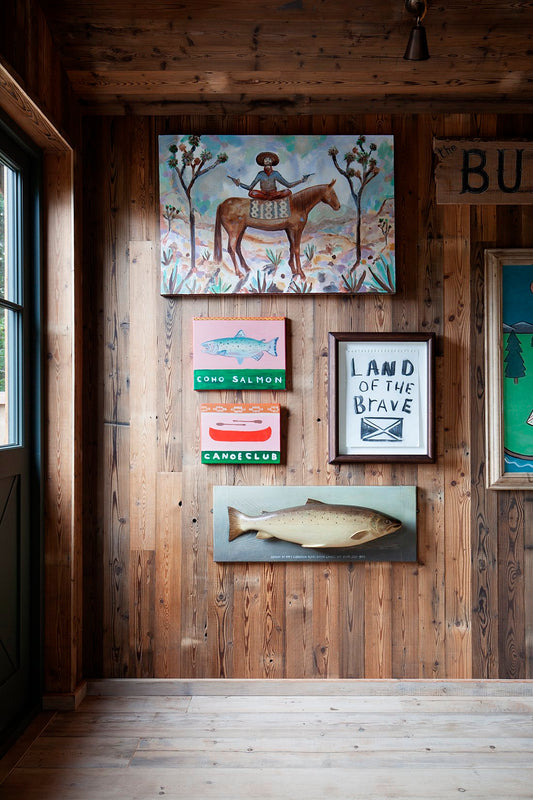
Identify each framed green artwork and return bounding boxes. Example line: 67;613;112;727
485;249;533;489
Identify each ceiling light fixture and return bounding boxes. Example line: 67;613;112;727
404;0;430;61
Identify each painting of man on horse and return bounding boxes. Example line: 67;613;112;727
159;134;395;295
214;176;340;281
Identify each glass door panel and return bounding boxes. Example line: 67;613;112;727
0;307;21;447
0;123;40;748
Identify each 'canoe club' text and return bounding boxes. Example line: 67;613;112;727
203;452;280;462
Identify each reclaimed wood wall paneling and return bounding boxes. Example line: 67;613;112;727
469;114;499;679
80;111;533;680
0;1;82;696
6;0;533;698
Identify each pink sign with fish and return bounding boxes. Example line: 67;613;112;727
193;317;286;390
200;403;281;464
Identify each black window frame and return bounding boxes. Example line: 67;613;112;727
0;111;43;750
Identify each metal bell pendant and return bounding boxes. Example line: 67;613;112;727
404;21;430;60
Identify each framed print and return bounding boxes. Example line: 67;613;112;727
328;332;435;463
159;134;395;296
200;403;281;465
485;249;533;489
193;316;286;390
213;484;417;563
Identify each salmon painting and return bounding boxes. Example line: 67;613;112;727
227;499;402;548
201;329;278;364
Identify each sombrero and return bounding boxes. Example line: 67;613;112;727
256;151;279;166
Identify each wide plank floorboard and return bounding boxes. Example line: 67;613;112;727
1;680;532;799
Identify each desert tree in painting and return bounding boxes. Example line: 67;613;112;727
163;203;181;233
167;136;228;273
328;136;381;269
378;215;392;246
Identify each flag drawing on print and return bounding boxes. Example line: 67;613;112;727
360;417;403;442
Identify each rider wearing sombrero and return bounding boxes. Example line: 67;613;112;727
228;151;313;200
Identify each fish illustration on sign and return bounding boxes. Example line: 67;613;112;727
193;317;286;390
228;499;402;548
201;329;278;365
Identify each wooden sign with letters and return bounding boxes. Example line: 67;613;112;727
433;139;533;205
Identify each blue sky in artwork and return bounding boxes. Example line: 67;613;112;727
502;263;533;326
159;133;395;218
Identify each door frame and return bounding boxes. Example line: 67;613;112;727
0;64;83;707
0;117;42;748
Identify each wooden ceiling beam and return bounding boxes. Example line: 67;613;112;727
46;35;533;73
66;67;531;95
37;0;533;21
74;98;533;116
36;0;533;113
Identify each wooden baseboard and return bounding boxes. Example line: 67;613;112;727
86;678;533;698
42;681;88;710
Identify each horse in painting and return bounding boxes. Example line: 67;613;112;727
214;180;340;280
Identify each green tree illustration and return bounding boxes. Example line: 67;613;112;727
167;136;228;272
328;136;380;269
504;331;526;384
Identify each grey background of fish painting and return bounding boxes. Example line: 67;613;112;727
212;485;417;563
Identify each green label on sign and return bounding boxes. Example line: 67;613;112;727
202;450;281;464
194;369;286;390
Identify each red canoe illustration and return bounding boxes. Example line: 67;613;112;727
208;425;272;443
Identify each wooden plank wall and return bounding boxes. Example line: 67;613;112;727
2;0;532;696
81;112;533;680
0;1;84;697
0;0;75;138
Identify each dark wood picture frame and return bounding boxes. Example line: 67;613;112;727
328;331;435;464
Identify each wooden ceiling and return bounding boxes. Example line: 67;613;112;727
37;0;533;115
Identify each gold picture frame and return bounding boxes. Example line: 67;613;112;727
485;248;533;489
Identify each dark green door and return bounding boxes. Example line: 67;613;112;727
0;122;41;747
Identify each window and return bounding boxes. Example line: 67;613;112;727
0;120;41;745
0;155;23;447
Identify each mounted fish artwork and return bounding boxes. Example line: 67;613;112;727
213;485;417;562
193;317;286;390
229;501;401;547
159;134;395;295
201;403;281;465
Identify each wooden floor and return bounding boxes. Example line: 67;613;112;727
1;680;533;799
